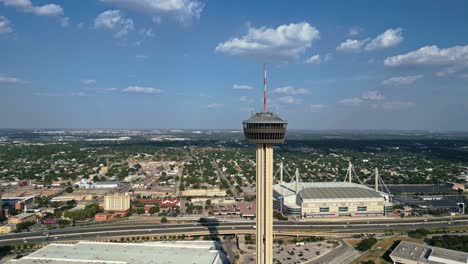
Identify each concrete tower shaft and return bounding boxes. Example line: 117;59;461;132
256;143;274;264
243;112;287;264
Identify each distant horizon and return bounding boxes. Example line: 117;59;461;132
2;128;468;133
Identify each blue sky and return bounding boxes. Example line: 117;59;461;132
0;0;467;130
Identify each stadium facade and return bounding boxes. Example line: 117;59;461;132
273;181;392;218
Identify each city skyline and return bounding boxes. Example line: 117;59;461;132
1;0;468;130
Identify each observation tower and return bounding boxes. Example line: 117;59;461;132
242;64;287;264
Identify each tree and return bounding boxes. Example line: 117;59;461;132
355;238;378;251
161;217;168;223
65;186;74;193
148;206;160;215
408;229;429;239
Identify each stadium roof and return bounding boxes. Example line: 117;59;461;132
9;241;224;264
299;186;382;200
274;182;384;200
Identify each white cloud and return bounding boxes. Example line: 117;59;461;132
215;22;320;62
340;97;363;106
100;0;204;24
310;104;327;112
365;28;403;50
59;17;69;27
362;90;385;101
0;16;13;34
72;91;90;97
207;103;224;109
139;28;154;38
379;101;414;110
233;84;254;90
341;90;413;110
305;54;321;64
272;86;309;95
279;95;301;104
337;28;403;52
341;90;384;106
336;39;367;52
0;75;26;84
382;75;423;86
135;28;155;46
0;0;68;25
1;0;63;16
349;26;362;36
384;45;468;76
122;86;162;94
104;88;118;92
81;79;96;86
94;10;134;38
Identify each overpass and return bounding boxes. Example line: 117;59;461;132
1;217;468;246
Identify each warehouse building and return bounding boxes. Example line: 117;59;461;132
7;212;36;224
8;241;226;264
273;181;391;218
389;240;468;264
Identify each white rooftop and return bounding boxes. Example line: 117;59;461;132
8;241;225;264
274;181;384;199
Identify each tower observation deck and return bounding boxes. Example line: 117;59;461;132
242;112;287;144
243;112;287;263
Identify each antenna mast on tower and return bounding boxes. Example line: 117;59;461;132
263;64;267;112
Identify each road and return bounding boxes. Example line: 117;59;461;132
212;160;239;197
1;217;467;247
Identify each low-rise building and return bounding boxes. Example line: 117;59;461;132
95;213;116;221
42;218;58;225
390;240;468;264
8;212;36;224
0;224;17;233
181;188;227;197
74;179;120;189
8;241;225;264
134;198;180;208
94;181;120;189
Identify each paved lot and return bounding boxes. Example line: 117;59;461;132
310;239;361;264
239;241;335;264
274;242;334;264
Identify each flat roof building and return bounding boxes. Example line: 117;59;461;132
389;240;468;264
8;241;226;264
8;212;36;224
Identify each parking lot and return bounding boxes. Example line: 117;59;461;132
273;241;335;264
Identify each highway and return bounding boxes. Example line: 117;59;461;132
1;217;467;247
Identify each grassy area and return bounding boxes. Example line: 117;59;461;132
351;236;423;264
